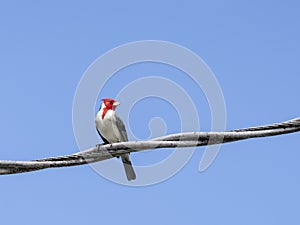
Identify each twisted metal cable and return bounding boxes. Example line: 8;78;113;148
0;117;299;175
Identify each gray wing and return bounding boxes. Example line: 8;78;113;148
113;113;128;142
113;114;136;180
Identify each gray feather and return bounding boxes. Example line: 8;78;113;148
113;114;128;142
113;113;136;180
121;154;136;181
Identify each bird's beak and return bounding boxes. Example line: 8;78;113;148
113;101;120;106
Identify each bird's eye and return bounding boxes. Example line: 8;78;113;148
110;101;113;105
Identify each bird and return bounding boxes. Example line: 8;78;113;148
95;98;136;181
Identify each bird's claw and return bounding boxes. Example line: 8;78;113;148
96;143;105;149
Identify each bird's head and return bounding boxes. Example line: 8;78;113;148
102;98;120;110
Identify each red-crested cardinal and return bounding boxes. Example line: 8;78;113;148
95;98;136;181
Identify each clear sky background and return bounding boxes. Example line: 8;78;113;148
0;1;299;224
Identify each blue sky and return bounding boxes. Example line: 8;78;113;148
0;1;299;224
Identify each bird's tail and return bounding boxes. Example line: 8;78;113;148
121;154;136;181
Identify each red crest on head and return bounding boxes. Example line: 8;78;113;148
102;98;116;108
101;98;117;119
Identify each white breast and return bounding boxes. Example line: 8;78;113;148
95;108;123;143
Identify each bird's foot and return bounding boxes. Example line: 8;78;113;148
96;143;105;149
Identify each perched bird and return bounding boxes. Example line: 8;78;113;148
95;98;136;181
